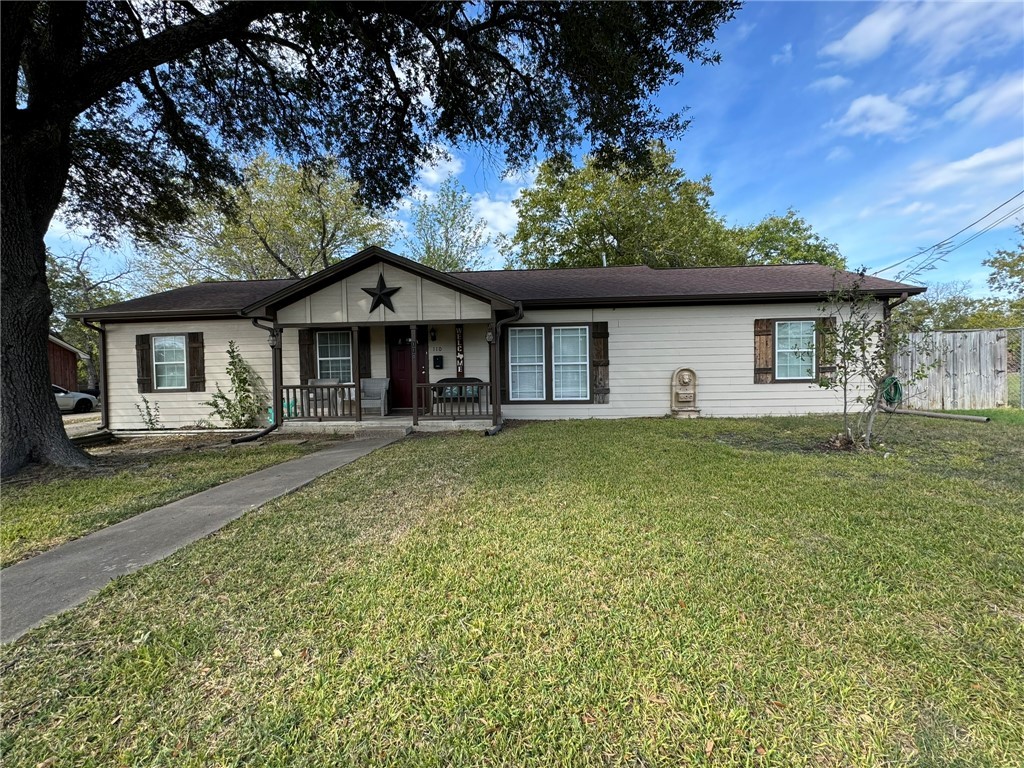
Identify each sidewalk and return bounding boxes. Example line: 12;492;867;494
1;437;399;643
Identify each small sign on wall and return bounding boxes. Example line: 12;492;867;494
455;324;465;377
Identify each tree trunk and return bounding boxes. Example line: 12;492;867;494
1;132;88;477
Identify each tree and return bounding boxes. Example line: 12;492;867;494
502;146;844;271
733;208;845;269
48;248;131;390
502;145;743;269
983;223;1024;301
137;155;393;289
901;281;1019;331
1;1;739;476
404;175;490;272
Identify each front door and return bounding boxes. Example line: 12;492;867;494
386;325;427;409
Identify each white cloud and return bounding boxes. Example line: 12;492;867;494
820;4;908;64
771;43;793;65
831;94;911;137
472;194;519;240
826;146;852;163
911;138;1024;193
809;75;852;93
899;202;936;216
416;151;465;188
945;72;1024;125
821;2;1023;69
733;22;756;43
896;71;972;108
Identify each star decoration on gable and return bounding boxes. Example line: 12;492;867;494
362;273;401;313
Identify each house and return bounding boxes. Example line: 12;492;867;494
70;247;924;432
48;334;89;391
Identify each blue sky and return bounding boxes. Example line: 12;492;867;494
48;1;1023;295
419;1;1024;291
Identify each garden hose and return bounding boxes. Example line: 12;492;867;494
882;376;903;406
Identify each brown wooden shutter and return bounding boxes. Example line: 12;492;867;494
299;329;316;382
591;322;610;404
187;332;205;392
358;327;371;378
817;317;837;377
753;319;774;383
136;334;153;393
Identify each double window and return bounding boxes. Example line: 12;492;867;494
316;331;353;382
508;326;590;401
153;335;187;390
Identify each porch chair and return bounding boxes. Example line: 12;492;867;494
307;378;341;417
360;377;390;417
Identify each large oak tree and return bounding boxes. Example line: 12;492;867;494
1;0;738;476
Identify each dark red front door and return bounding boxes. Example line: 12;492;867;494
386;326;427;409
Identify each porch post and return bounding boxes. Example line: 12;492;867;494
410;324;419;426
489;315;500;427
353;326;362;422
271;327;283;427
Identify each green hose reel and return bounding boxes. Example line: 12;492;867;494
882;376;903;406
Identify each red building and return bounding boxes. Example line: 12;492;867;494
48;335;88;390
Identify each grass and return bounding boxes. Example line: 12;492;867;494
0;439;319;567
2;416;1022;766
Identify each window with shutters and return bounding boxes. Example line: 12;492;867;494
316;331;353;382
152;335;187;390
552;326;589;400
774;320;817;380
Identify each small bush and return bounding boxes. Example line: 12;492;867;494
203;340;267;428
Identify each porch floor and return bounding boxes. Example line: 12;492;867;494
279;415;496;436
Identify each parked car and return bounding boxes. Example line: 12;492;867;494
52;385;98;413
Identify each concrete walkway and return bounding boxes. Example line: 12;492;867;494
1;437;399;644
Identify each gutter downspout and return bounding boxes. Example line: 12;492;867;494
488;301;524;432
80;319;108;431
233;318;282;444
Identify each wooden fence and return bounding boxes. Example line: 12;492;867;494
893;328;1017;410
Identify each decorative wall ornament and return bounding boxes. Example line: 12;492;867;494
362;273;401;313
671;367;699;418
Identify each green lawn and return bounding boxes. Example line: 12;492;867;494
0;440;318;567
2;416;1022;766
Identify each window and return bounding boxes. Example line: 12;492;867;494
317;331;353;382
552;327;589;400
774;320;817;380
509;327;545;400
153;335;187;390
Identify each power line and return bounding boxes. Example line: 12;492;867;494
872;189;1024;277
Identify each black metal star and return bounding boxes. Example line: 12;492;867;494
362;273;401;313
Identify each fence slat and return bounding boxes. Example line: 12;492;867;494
895;329;1014;410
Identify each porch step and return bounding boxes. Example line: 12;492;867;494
352;425;414;440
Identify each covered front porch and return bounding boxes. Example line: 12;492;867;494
243;248;517;431
272;321;498;427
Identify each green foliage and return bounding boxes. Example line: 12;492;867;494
733;208;845;269
137;156;393;289
503;144;742;269
134;397;161;430
983;223;1024;301
47;248;130;388
818;274;930;448
901;280;1021;331
203;341;267;429
503;146;844;270
404;175;490;272
2;418;1021;765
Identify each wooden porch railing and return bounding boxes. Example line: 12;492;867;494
279;384;358;421
414;381;492;422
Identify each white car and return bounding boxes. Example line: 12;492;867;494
52;385;98;414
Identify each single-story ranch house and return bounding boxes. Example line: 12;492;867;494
72;247;924;432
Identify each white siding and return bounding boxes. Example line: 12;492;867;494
276;262;493;325
502;304;873;419
106;320;273;429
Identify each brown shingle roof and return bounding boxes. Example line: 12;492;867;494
70;279;297;319
453;264;923;305
73;262;923;319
